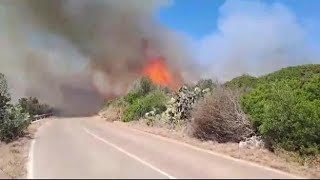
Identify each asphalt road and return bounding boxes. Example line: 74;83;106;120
28;117;301;179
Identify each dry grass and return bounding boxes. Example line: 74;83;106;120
100;106;123;122
120;118;320;179
0;119;47;179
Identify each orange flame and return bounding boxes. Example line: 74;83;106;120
141;39;183;90
142;56;181;90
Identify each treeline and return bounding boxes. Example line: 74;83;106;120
0;73;52;142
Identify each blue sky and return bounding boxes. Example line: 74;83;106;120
157;0;320;80
157;0;320;42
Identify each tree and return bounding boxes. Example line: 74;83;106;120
0;73;31;142
0;73;11;120
18;97;52;117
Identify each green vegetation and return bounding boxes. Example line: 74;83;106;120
0;73;31;142
104;76;168;122
0;73;52;142
102;64;320;157
0;104;31;142
260;64;320;82
224;74;258;92
241;64;320;155
123;90;167;122
18;97;52;118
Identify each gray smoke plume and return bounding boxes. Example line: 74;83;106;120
197;0;320;82
0;0;198;116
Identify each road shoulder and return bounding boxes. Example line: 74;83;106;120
0;118;51;179
92;116;315;178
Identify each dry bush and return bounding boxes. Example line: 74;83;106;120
189;87;254;143
101;106;123;122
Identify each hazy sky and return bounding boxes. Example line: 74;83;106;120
158;0;320;44
157;0;320;80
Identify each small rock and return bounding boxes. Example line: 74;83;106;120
239;135;265;149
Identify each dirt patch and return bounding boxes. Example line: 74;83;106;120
96;115;318;179
0;119;49;179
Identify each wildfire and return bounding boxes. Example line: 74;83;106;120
142;56;182;90
141;39;183;90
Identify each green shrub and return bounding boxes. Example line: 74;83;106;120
241;74;320;155
0;105;31;142
224;74;258;92
124;92;142;105
138;77;155;95
123;91;167;122
260;64;320;83
122;76;158;105
129;76;155;96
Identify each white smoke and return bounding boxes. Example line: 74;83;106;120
197;0;320;81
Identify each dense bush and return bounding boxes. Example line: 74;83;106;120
124;92;142;105
123;90;167;122
224;74;258;92
242;71;320;155
260;64;320;83
0;105;31;142
102;76;168;122
190;88;253;143
122;76;157;105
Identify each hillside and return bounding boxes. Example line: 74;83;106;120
225;64;320;90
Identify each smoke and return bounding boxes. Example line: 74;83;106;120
2;0;316;115
0;0;197;116
197;0;320;82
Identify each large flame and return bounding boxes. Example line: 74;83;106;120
142;56;182;90
141;39;183;90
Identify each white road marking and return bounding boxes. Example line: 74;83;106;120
27;139;35;179
83;127;176;179
124;125;304;179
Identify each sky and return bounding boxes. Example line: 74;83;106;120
157;0;320;42
157;0;320;80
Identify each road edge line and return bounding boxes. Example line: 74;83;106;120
118;123;305;179
83;127;176;179
27;139;35;179
27;118;53;179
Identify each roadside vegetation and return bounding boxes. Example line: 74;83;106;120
0;73;52;178
101;77;168;122
0;73;51;142
101;64;320;178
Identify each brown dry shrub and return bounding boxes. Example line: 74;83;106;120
189;87;254;143
101;106;123;122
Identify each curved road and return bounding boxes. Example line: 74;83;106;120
28;117;301;179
